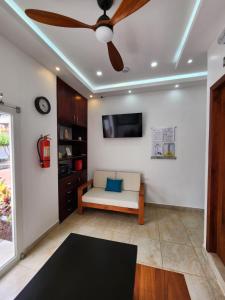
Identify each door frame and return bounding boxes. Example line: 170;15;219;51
206;73;225;252
0;107;23;277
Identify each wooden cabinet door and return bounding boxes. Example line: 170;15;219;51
82;98;87;127
71;96;80;126
57;78;73;124
74;97;87;127
59;175;77;223
71;95;77;125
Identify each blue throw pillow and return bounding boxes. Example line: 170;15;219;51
105;178;123;193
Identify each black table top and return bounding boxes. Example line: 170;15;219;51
15;233;137;300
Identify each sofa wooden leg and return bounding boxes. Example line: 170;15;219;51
138;184;145;225
138;211;144;225
78;188;84;215
78;206;83;214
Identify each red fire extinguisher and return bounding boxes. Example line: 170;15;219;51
37;135;51;168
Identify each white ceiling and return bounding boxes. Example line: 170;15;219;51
1;0;225;96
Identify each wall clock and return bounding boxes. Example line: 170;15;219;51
35;97;51;114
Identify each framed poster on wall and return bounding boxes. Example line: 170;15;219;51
151;127;176;159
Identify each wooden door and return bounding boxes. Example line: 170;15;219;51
207;75;225;264
217;84;225;263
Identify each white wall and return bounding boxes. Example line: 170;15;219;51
88;84;207;209
204;28;225;245
0;34;58;249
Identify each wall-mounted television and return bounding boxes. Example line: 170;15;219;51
102;113;142;138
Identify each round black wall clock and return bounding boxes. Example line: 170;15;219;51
35;97;51;114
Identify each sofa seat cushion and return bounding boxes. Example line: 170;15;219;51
82;188;139;209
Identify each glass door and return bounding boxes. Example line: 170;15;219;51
0;108;21;275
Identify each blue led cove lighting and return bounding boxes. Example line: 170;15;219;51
95;72;208;91
174;0;202;65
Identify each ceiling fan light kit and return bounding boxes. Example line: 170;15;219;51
25;0;150;72
96;26;113;43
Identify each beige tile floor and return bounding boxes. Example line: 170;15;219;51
0;206;224;300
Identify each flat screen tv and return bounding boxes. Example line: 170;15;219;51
102;113;142;138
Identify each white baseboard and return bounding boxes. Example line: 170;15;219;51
21;221;59;257
145;202;204;212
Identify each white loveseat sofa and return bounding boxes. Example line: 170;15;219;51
78;170;145;224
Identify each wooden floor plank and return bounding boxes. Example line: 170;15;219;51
134;264;191;300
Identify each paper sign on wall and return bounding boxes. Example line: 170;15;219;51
151;127;176;159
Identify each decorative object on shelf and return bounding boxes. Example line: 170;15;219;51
64;128;70;140
78;136;82;141
59;126;72;140
75;160;83;171
151;127;177;160
65;147;72;157
35;97;51;114
58;152;63;160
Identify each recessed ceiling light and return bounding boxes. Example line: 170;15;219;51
96;71;103;77
175;84;180;88
151;62;158;68
128;90;132;94
55;67;60;71
187;59;193;64
89;95;93;98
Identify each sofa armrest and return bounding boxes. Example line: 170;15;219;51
138;183;145;225
78;179;93;193
78;179;93;214
139;183;145;197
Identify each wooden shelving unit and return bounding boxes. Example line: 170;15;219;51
59;154;87;160
57;78;88;223
59;139;87;144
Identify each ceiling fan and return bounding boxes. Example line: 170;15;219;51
25;0;150;72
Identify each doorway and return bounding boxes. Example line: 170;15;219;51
0;107;22;276
207;74;225;264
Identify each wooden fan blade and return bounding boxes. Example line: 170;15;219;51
110;0;150;26
107;42;124;72
25;9;94;29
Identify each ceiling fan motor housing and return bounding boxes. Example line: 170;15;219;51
97;0;113;11
97;14;113;30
